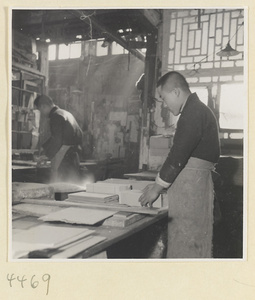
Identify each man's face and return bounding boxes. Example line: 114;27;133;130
38;104;51;117
157;86;182;116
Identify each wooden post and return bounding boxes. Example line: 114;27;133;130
139;33;158;170
161;10;171;76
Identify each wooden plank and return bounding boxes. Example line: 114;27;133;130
20;199;166;215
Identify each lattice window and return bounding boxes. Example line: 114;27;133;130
166;9;244;84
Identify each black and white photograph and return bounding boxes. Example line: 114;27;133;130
11;8;246;260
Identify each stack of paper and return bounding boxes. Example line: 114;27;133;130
103;178;153;191
119;190;162;208
12;224;94;259
86;182;131;193
86;182;131;202
68;192;119;203
39;207;116;225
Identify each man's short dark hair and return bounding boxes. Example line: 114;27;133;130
34;95;54;108
157;71;190;92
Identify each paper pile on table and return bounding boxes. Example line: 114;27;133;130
68;192;119;203
86;182;131;202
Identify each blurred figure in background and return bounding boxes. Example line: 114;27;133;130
34;95;83;183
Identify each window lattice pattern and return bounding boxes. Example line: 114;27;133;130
167;9;244;83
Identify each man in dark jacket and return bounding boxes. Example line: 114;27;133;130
34;95;83;182
139;71;220;258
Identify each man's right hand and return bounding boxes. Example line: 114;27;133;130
139;183;164;208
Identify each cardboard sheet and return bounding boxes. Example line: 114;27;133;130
39;207;116;225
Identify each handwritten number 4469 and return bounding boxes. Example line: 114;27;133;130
7;273;50;295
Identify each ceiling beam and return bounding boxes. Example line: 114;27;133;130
139;9;161;29
73;10;145;62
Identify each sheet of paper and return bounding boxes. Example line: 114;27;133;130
51;235;107;259
39;207;116;225
13;224;94;248
13;203;62;217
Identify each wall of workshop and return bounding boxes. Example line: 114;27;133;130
149;8;245;170
48;51;144;171
12;30;48;150
156;8;244;130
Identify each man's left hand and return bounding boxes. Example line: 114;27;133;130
139;183;164;208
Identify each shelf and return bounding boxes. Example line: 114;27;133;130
12;86;41;95
12;62;45;78
12;130;31;134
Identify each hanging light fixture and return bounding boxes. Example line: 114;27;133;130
216;42;240;59
216;20;244;59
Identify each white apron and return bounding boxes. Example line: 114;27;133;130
167;157;215;258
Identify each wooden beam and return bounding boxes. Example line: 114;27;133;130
12;62;45;77
140;9;161;29
73;10;146;62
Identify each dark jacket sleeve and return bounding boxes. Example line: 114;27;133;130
43;115;64;159
159;110;203;184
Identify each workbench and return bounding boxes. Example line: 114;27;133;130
12;203;168;259
12;159;123;183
